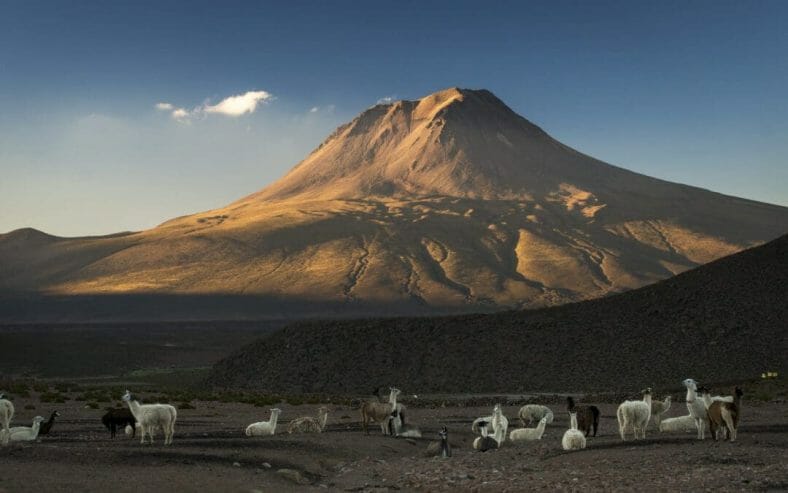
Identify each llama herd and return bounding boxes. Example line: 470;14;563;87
1;379;745;455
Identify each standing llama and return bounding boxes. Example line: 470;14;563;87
0;393;14;446
683;378;709;439
122;390;177;445
472;404;508;444
616;388;652;440
360;387;401;435
702;387;744;441
566;396;600;437
561;412;586;451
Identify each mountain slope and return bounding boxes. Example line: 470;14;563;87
1;88;787;320
208;233;788;393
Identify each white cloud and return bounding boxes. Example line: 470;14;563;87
171;108;191;121
204;90;272;117
309;106;319;113
377;96;397;105
155;90;274;123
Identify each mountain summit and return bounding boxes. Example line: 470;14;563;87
247;87;664;203
1;88;787;321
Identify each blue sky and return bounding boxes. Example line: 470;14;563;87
1;0;786;236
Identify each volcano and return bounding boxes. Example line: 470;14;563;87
1;88;786;321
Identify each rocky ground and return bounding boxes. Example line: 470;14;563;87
1;395;786;492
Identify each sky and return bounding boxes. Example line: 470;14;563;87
1;0;786;236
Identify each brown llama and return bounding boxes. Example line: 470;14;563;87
707;387;743;442
567;396;600;437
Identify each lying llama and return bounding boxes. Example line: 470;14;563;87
561;412;586;451
509;416;548;442
360;387;400;435
566;396;600;437
616;388;652;440
102;407;136;438
7;416;45;442
122;390;177;445
288;406;329;434
37;410;61;436
245;408;282;437
425;426;452;458
658;415;697;433
650;395;672;429
702;387;744;442
472;421;499;452
517;404;554;427
0;393;14;446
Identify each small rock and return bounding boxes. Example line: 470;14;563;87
262;462;272;469
277;468;310;485
233;462;241;467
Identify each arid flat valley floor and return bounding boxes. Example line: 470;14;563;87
1;395;786;492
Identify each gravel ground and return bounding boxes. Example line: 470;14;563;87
1;397;786;492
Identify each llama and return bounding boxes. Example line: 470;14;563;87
650;395;672;429
7;416;45;442
491;404;509;444
509;416;548;442
683;378;710;439
388;407;421;437
472;404;508;443
425;426;452;458
360;387;400;435
566;396;600;437
472;421;499;452
0;393;14;446
122;390;177;445
288;406;329;434
561;412;586;451
37;410;61;436
245;408;282;436
659;415;699;433
517;404;554;427
102;407;136;438
702;387;744;441
616;388;652;440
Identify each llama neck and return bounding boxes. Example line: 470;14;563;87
570;414;578;431
388;391;398;411
46;413;56;426
31;421;41;439
643;394;652;407
441;438;449;457
733;392;742;407
685;387;697;403
537;418;547;434
270;412;279;427
318;410;328;429
126;399;142;420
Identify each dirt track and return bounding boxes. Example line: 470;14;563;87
1;397;786;492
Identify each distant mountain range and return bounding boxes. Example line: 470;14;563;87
1;88;786;321
208;233;788;393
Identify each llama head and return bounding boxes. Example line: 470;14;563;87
0;393;4;399
33;416;45;424
121;389;133;401
389;387;401;397
540;416;548;424
493;403;502;415
271;408;281;416
734;387;744;397
53;411;61;417
682;378;698;390
641;387;652;397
